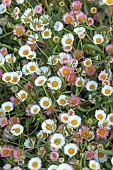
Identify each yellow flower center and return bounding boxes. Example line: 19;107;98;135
29;65;36;71
105;89;110;94
39;80;44;84
12;76;18;83
90;84;95;90
44;31;49;37
43;101;49;107
21;94;26;99
51;81;58;87
68;148;75;154
15;128;21;133
98;128;106;136
98;152;104;158
107;0;113;4
46;124;52;130
59;99;66;105
5;106;11;111
8;58;13;63
33;108;38;113
5;76;11;81
62;68;70;76
32;161;38;168
54;138;61;145
66;38;72;44
110;116;113;122
71;120;78;125
23;50;29;55
96;38;101;43
91;164;97;169
97;114;103;120
65;16;72;23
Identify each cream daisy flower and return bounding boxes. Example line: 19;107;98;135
41;119;56;134
86;80;98;91
39;97;52;109
101;85;113;96
39;14;50;26
16;90;28;102
27;62;38;74
69;115;81;128
60;113;69;124
93;34;104;44
103;0;113;5
89;160;100;170
95;110;106;121
42;29;52;39
35;76;47;86
27;34;38;44
75;77;85;87
28;157;42;170
48;165;58;170
11;124;24;136
50;133;65;149
1;101;14;112
54;21;63;31
36;130;48;139
57;95;68;106
74;27;86;35
30;105;40;115
107;113;113;126
57;163;73;170
64;143;78;157
2;72;12;83
0;53;5;66
61;33;74;46
83;58;92;67
47;76;62;90
5;54;16;64
0;4;6;14
19;45;31;58
24;138;35;149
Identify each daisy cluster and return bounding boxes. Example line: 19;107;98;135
0;0;113;170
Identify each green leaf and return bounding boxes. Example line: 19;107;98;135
108;94;113;102
87;44;102;53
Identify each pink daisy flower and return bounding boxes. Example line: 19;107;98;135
62;13;74;24
13;24;25;37
12;167;22;170
0;47;8;56
106;44;113;53
69;94;81;107
0;117;8;127
86;65;96;76
85;150;95;160
2;0;11;6
24;81;33;92
10;96;21;105
73;132;83;143
79;126;90;139
0;145;13;157
9;117;20;125
76;12;87;22
13;148;23;159
0;70;3;78
70;1;82;11
98;70;108;81
34;4;42;14
50;151;59;161
96;126;109;139
59;66;74;78
88;17;94;26
72;49;83;61
66;73;76;84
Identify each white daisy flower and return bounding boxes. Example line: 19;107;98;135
50;133;65;149
48;165;58;170
0;53;5;66
95;110;106;121
16;90;28;102
74;27;86;35
101;85;113;96
48;55;59;65
103;0;113;5
19;45;31;58
36;130;48;139
83;58;92;67
69;115;81;128
11;124;24;136
41;119;56;134
60;113;69;124
1;101;14;112
61;33;74;47
22;64;30;75
28;157;42;170
42;28;52;39
86;80;98;91
30;105;40;115
39;97;52;109
39;14;50;26
24;138;35;148
11;72;21;84
107;113;113;126
27;62;38;74
57;95;68;106
5;54;16;64
0;4;6;14
93;34;104;44
75;77;85;87
98;119;110;129
27;34;38;44
35;76;47;86
2;72;12;83
30;18;44;31
57;163;73;170
16;0;24;4
89;160;100;170
64;143;78;157
94;149;107;163
26;51;36;60
47;76;62;90
54;21;63;31
39;66;51;77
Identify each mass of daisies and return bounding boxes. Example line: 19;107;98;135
0;0;113;169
